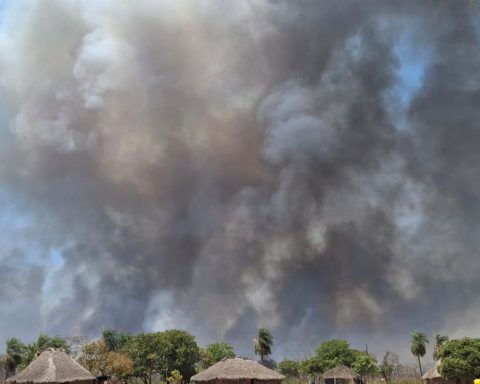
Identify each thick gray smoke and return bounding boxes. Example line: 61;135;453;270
1;0;480;362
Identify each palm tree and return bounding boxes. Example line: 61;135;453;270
410;331;429;376
254;328;273;363
5;338;25;377
22;334;69;369
433;334;449;361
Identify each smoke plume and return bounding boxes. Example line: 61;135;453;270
1;0;480;361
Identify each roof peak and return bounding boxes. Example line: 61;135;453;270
7;348;95;384
191;357;284;382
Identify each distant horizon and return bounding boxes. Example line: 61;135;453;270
0;327;461;368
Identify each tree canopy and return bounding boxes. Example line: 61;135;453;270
102;329;131;353
351;352;377;377
4;338;25;377
78;340;133;379
254;328;273;362
410;331;428;376
278;359;301;377
439;337;480;381
122;329;199;384
433;334;449;361
313;339;357;372
198;342;235;370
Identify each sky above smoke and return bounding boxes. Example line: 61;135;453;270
1;0;480;364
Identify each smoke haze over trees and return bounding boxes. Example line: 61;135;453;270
1;0;480;361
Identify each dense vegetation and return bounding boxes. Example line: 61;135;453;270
439;338;480;381
1;328;480;384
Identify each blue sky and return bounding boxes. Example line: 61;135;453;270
0;0;6;29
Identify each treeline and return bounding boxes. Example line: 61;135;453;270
2;328;480;384
277;339;377;378
0;329;236;384
277;333;480;384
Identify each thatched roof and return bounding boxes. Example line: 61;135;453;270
322;366;360;380
191;358;285;382
422;361;442;380
7;349;95;384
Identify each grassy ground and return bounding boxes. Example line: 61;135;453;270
284;377;422;384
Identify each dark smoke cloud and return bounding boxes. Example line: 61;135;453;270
1;0;480;362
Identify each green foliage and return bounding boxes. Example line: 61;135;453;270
410;331;428;357
102;329;131;352
278;359;301;377
298;339;365;375
123;332;169;384
313;339;357;372
433;334;449;361
254;328;273;362
167;369;183;384
440;358;471;380
351;352;377;377
410;331;428;376
162;329;200;380
123;329;199;384
299;357;322;375
5;338;26;376
21;334;69;370
438;337;480;380
199;342;235;370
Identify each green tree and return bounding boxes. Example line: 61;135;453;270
351;352;378;378
299;357;322;376
123;332;168;384
410;331;428;376
199;342;235;370
438;337;480;381
433;334;449;361
314;339;356;372
102;329;131;352
278;359;301;377
162;329;200;380
4;338;25;377
254;328;273;363
123;330;200;383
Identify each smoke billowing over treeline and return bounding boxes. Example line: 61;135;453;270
0;0;480;360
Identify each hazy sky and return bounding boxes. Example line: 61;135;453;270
1;0;480;365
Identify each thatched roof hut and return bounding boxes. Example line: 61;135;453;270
322;366;360;384
191;358;284;384
422;361;446;384
7;349;96;384
421;361;467;384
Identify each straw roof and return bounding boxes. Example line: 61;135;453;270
422;361;442;380
7;349;95;384
322;366;360;380
191;358;285;382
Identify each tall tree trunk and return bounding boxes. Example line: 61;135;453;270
417;355;423;377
